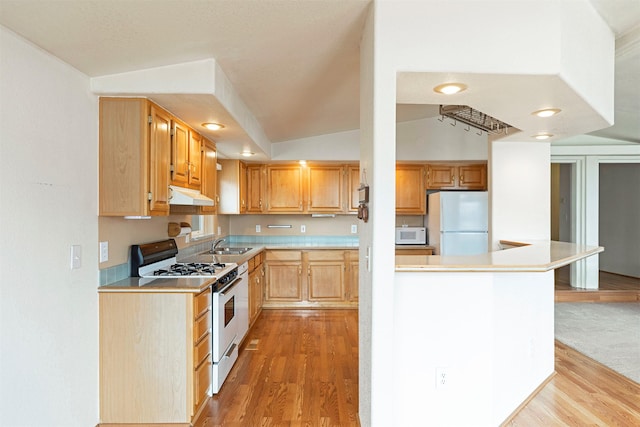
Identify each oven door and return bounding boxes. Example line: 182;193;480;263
212;277;240;363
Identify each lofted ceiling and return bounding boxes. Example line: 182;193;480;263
1;0;638;159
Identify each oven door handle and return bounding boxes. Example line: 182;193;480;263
222;343;237;360
218;275;242;295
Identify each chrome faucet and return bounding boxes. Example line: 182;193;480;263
212;238;226;251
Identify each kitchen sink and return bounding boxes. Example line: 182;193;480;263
206;247;253;255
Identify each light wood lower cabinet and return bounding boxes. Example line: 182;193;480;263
307;251;345;302
99;288;212;425
248;251;264;326
263;249;358;308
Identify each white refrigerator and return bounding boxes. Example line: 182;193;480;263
427;191;488;255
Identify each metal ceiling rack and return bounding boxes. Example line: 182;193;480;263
439;105;513;135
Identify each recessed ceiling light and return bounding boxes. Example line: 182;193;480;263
202;122;224;131
241;150;254;157
533;133;553;140
433;83;467;95
532;108;561;118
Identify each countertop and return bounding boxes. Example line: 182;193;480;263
98;242;359;293
395;240;604;273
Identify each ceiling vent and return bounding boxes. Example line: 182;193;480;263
439;105;513;135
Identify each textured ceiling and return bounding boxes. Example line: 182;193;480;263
0;0;638;157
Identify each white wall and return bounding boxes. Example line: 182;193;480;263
599;163;640;277
490;140;551;248
0;26;99;426
396;116;488;161
271;116;488;162
393;270;555;426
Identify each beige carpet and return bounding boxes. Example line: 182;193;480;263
555;302;640;384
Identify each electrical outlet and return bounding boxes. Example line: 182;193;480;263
301;225;306;233
436;367;449;389
99;241;109;263
351;224;358;234
256;225;261;233
217;226;221;235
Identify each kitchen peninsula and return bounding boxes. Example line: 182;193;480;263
392;240;603;426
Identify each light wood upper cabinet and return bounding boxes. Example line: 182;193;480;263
199;140;217;214
246;164;265;213
171;120;190;186
171;120;202;189
347;165;360;213
396;164;426;215
457;164;487;190
426;163;487;190
307;165;344;213
267;165;304;213
217;159;247;214
99;97;171;216
188;130;203;188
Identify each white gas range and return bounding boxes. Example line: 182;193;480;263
130;239;248;394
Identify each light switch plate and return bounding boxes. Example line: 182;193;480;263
351;224;358;234
301;225;306;233
71;245;82;269
256;225;261;233
99;241;109;263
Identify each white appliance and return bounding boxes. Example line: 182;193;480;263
395;226;427;245
427;191;488;255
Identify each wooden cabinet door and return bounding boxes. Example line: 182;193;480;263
239;161;247;213
171;120;190;186
265;262;302;302
249;269;259;324
347;251;359;303
426;164;457;189
306;251;346;303
267;165;304;212
458;164;487;190
246;164;265;213
99;97;148;216
396;164;426;214
307;165;344;212
347;165;360;213
149;104;172;215
307;261;344;302
200;140;217;214
188;131;202;188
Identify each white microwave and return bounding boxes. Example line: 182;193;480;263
395;227;427;245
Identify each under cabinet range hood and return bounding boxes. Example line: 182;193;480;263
169;185;214;206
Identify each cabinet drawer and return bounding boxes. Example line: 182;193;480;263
194;310;211;343
265;250;302;261
195;333;211;366
307;250;344;261
194;289;211;319
248;256;256;272
194;354;212;410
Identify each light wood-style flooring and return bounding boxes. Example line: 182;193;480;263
555;267;640;302
504;341;640;426
195;310;359;427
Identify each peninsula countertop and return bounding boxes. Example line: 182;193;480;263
395;240;603;273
